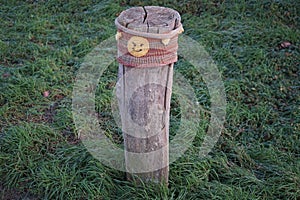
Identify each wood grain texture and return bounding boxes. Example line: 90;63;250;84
116;6;181;184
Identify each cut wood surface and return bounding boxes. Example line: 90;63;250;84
116;6;181;184
117;6;181;33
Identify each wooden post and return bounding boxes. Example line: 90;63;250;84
115;6;183;184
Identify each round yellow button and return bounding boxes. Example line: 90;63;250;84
127;36;150;57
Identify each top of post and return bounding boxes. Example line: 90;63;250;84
115;6;183;39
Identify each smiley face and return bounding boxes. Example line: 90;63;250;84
127;36;150;57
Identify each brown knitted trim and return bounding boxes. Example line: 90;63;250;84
116;30;179;68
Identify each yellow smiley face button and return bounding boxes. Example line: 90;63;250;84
127;36;150;57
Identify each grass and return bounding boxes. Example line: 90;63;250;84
0;0;299;199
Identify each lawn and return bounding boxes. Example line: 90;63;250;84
0;0;299;199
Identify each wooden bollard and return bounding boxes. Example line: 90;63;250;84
115;6;183;184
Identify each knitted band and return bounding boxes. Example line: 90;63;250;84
115;19;183;68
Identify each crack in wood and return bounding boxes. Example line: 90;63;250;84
142;6;148;24
174;18;178;29
164;66;170;111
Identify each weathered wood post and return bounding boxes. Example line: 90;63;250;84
115;6;183;184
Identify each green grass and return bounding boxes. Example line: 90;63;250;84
0;0;299;199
